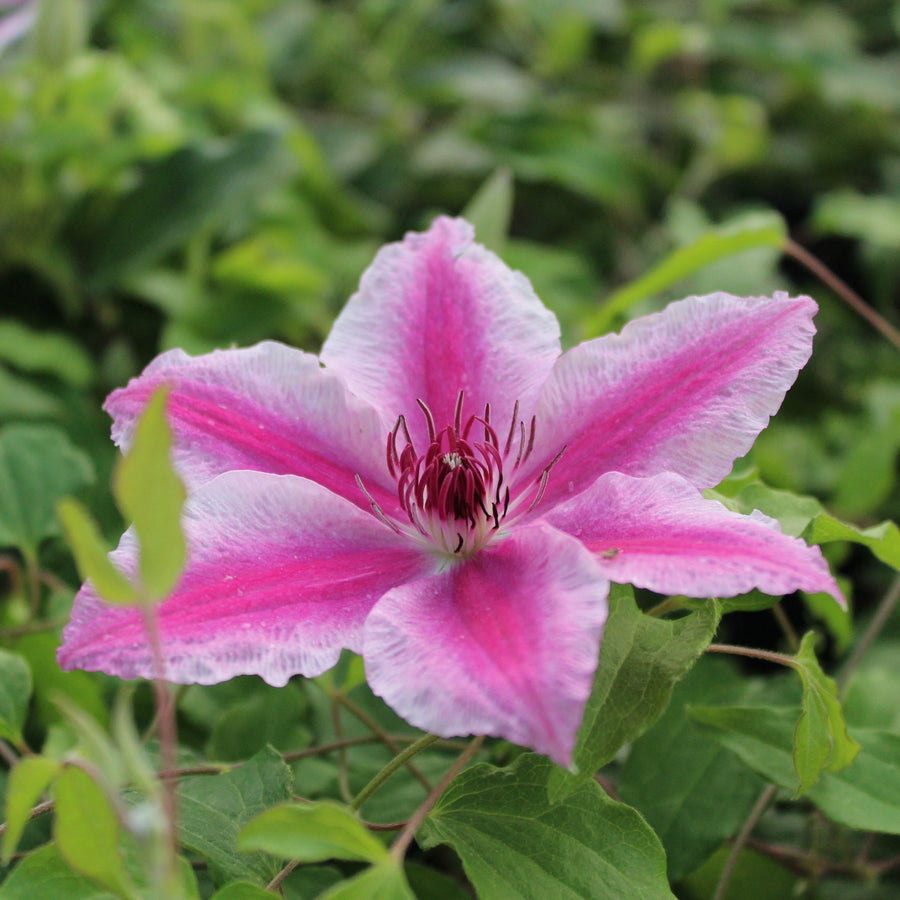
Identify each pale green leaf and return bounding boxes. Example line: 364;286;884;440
420;754;676;900
461;168;514;255
238;801;388;864
1;756;61;864
57;498;138;605
0;843;121;900
208;883;277;900
587;211;786;334
790;632;860;794
317;860;416;900
53;766;139;900
113;385;186;601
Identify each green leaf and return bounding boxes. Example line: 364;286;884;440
790;632;860;794
53;765;139;900
556;587;719;796
317;860;416;900
177;746;293;886
0;842;121;900
618;657;766;880
690;706;900;834
113;385;186;601
420;754;676;900
586;211;786;334
0;320;93;388
238;801;388;864
461;168;514;255
1;756;61;864
0;424;94;557
0;650;31;745
83;132;283;289
57;498;138;605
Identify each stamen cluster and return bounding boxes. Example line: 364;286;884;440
383;393;551;556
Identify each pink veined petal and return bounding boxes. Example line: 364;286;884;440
544;470;844;605
105;341;399;514
320;216;561;448
58;472;434;685
363;523;609;767
521;292;818;508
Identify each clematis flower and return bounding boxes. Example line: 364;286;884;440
59;217;842;765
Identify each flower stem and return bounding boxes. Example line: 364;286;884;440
712;783;778;900
837;572;900;691
783;238;900;352
350;733;441;812
390;735;484;862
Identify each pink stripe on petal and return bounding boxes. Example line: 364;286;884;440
320;217;561;448
544;471;844;605
106;341;398;514
363;523;608;766
524;292;818;507
58;472;433;685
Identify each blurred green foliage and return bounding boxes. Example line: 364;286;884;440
3;0;900;898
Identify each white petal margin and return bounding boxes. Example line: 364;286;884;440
522;292;818;507
363;522;609;767
105;341;398;513
58;472;434;685
320;216;562;449
544;470;844;606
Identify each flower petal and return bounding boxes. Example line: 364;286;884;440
320;217;561;447
58;472;434;685
363;523;608;766
523;292;818;508
105;341;398;513
544;470;844;605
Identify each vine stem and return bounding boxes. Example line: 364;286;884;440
351;733;441;812
390;735;484;862
712;784;779;900
706;643;795;668
142;603;179;890
837;571;900;691
784;238;900;352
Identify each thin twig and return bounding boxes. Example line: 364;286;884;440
331;695;353;804
336;693;433;793
0;617;69;640
351;734;441;812
0;798;54;838
0;738;20;768
784;238;900;352
390;735;484;862
266;858;300;894
706;643;795;667
712;783;778;900
838;572;900;691
770;603;800;653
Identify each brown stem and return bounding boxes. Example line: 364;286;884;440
706;643;795;668
0;798;54;839
784;238;900;352
330;695;353;804
390;735;484;862
770;603;800;653
713;783;778;900
266;858;299;894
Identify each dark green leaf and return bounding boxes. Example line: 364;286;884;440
177;746;293;886
690;706;900;834
83;132;282;289
420;754;676;900
238;801;388;864
0;425;94;556
113;386;186;601
556;587;719;796
618;657;766;880
0;651;31;745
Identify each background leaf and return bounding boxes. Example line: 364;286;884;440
0;651;32;745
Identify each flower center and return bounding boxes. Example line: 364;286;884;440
361;392;562;557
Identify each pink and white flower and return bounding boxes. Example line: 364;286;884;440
59;217;842;765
